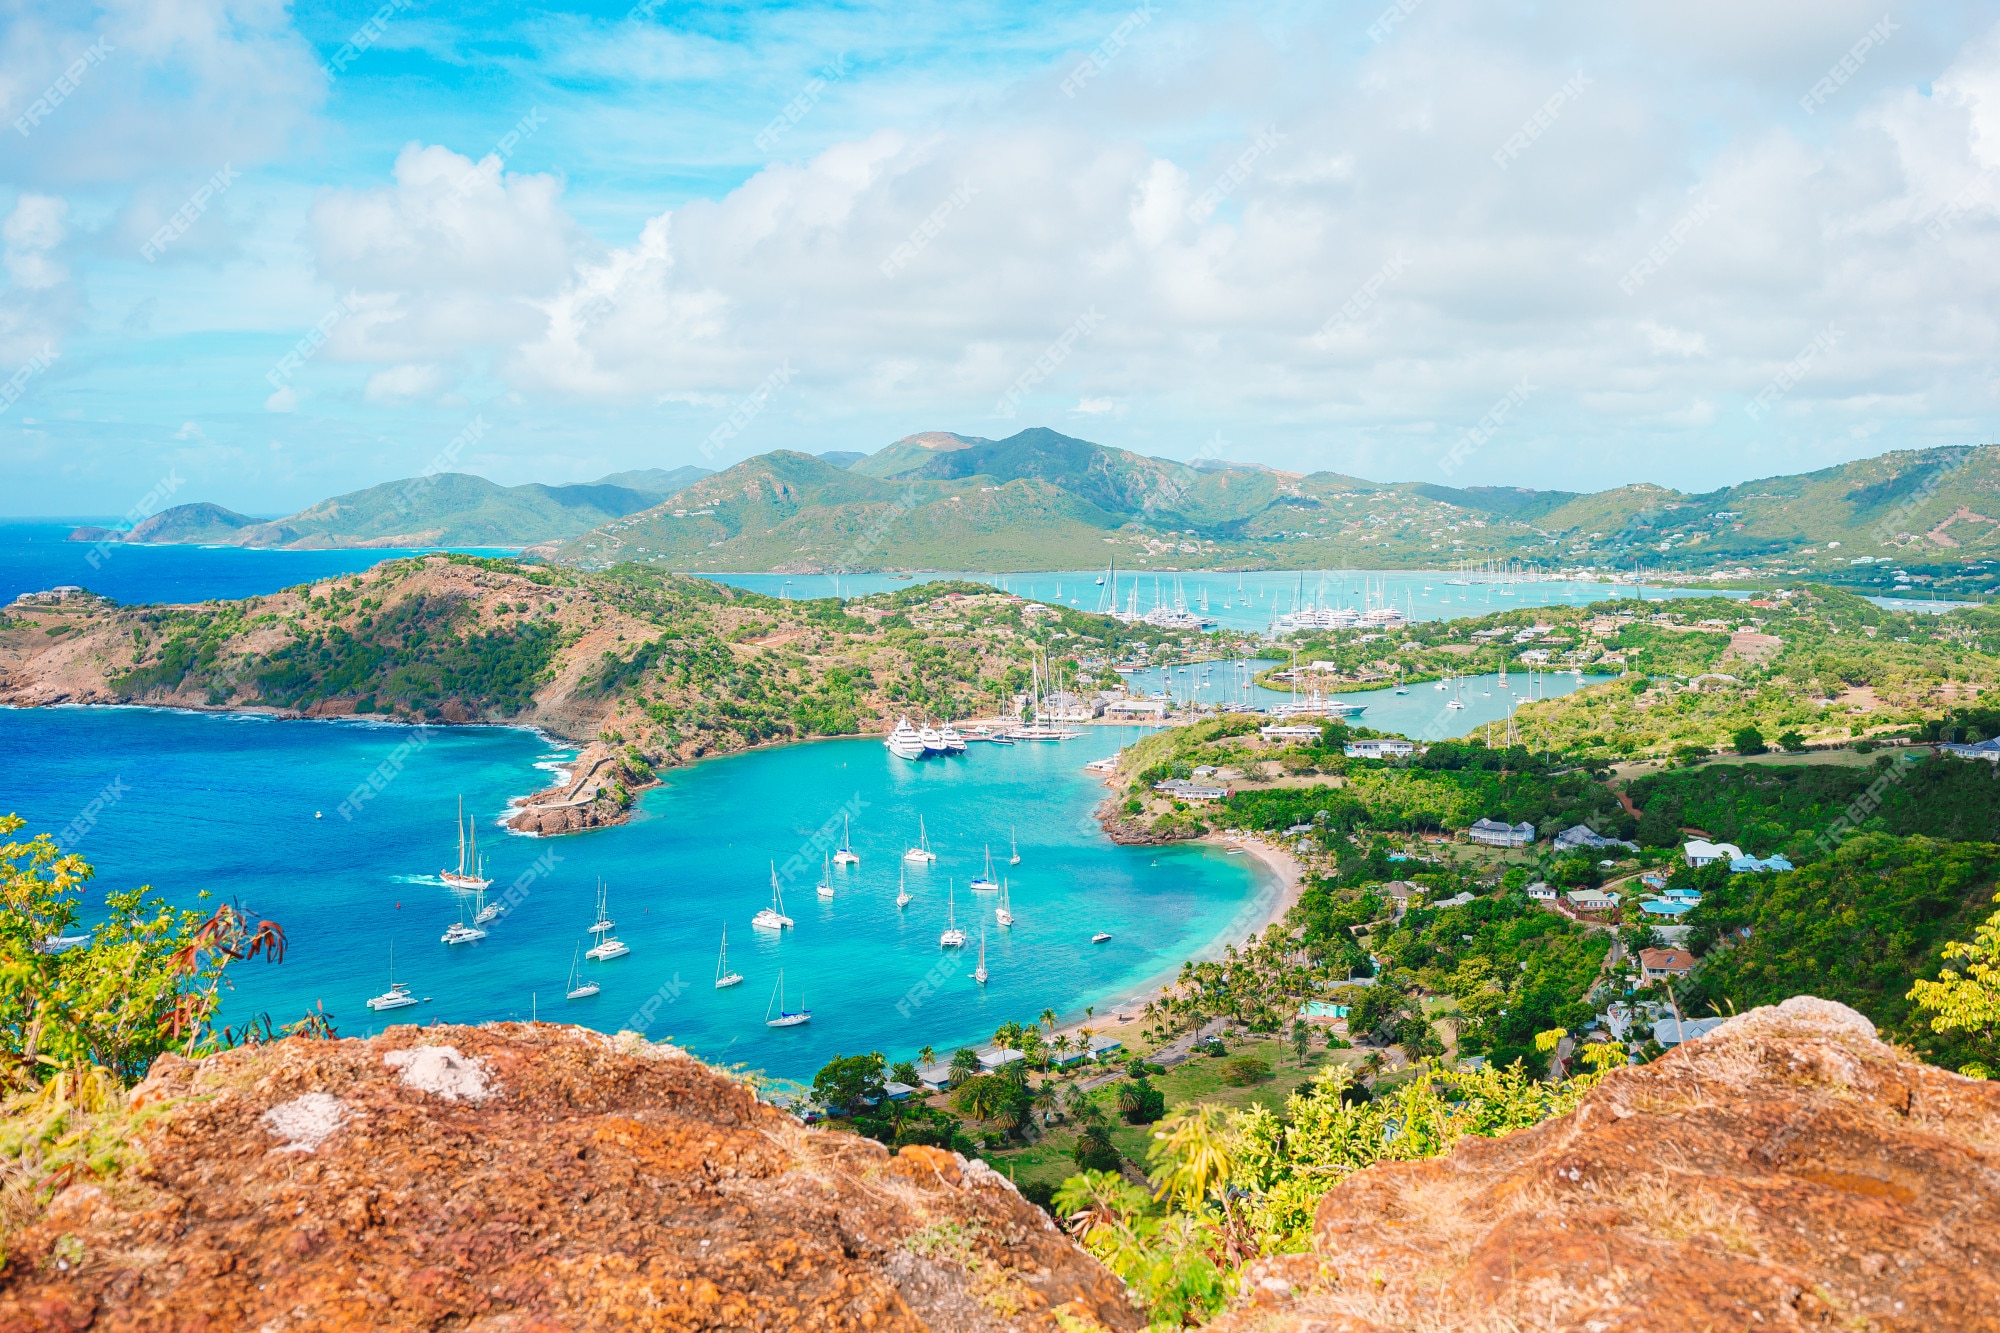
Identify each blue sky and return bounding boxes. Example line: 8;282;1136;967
3;0;1999;514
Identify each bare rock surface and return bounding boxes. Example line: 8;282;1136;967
0;1023;1138;1332
1209;996;2000;1332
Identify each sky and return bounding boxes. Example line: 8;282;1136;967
2;0;1999;515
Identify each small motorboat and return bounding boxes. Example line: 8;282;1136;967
1091;932;1112;944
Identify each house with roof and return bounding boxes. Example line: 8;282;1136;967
1653;1015;1727;1046
1344;738;1416;760
1730;853;1794;874
1154;778;1230;802
1467;818;1536;847
1431;891;1476;909
1682;839;1742;868
977;1047;1027;1072
1526;880;1558;902
1638;947;1696;980
915;1063;956;1092
1944;738;2000;763
1640;897;1696;917
1103;697;1170;719
1566;888;1619;913
1552;824;1638;854
1261;724;1322;742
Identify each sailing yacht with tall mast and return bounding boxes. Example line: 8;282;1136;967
765;971;810;1027
714;924;743;988
1008;826;1021;866
565;943;599;999
895;864;912;909
440;797;492;890
753;862;795;930
903;816;936;863
939;879;967;948
833;815;860;865
440;896;487;945
584;882;629;960
969;845;998;893
365;942;420;1011
816;853;835;899
995;879;1014;927
974;926;988;985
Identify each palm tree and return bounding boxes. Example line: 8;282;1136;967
1039;1008;1058;1033
918;1044;936;1069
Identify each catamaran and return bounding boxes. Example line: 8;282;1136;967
565;943;599;999
366;942;420;1011
833;815;860;865
765;970;810;1027
974;926;988;985
714;924;743;988
939;879;967;948
816;853;835;899
753;862;795;930
895;864;912;909
1008;826;1021;866
903;816;936;864
885;716;926;760
995;879;1014;927
440;797;492;890
969;845;999;893
441;896;487;945
584;882;629;959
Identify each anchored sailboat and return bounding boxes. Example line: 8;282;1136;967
1008;826;1020;866
903;816;937;864
895;864;912;909
939;879;967;948
714;924;743;988
970;845;998;893
765;970;810;1027
565;943;599;999
995;879;1014;928
472;887;502;926
974;926;988;985
440;797;492;890
753;862;795;930
366;941;420;1011
441;895;487;945
833;815;860;865
817;853;835;899
584;882;629;959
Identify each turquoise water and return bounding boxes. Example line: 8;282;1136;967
0;708;1268;1080
1120;660;1614;740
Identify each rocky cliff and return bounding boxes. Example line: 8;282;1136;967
0;1024;1138;1332
1211;996;2000;1332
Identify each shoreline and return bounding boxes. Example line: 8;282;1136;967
1046;831;1305;1057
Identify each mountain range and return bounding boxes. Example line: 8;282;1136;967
68;431;2000;593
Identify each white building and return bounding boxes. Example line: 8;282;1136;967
1104;697;1170;720
1682;839;1743;868
1344;738;1416;759
1467;818;1536;848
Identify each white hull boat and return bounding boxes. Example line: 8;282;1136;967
903;815;937;864
366;942;420;1011
714;924;743;988
754;861;795;930
833;814;859;865
566;944;599;999
969;845;998;893
765;970;810;1027
940;879;967;948
439;796;492;890
885;716;926;760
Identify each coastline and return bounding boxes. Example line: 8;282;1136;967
1048;831;1305;1056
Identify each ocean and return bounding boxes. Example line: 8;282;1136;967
0;707;1270;1083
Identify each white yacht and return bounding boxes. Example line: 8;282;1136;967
1091;931;1112;944
885;716;926;760
974;927;988;986
765;971;810;1027
365;943;420;1011
584;882;629;960
918;721;947;754
1008;826;1021;866
969;845;999;893
565;943;599;999
938;724;967;753
816;853;835;899
903;816;937;864
995;879;1014;928
441;897;487;945
895;864;912;909
714;924;743;988
939;879;967;948
753;862;795;930
472;889;503;926
833;814;860;865
439;797;492;891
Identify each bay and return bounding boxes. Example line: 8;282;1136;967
0;708;1269;1082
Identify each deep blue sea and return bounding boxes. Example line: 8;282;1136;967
0;708;1269;1082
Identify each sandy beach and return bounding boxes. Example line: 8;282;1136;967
1048;830;1307;1056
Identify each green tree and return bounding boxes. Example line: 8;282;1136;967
890;1059;919;1086
1734;726;1767;755
1909;889;2000;1073
811;1052;886;1115
1291;1017;1311;1067
948;1047;981;1086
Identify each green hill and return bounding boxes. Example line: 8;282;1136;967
67;502;262;546
591;465;712;496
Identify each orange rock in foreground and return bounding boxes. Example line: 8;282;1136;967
0;1024;1138;1333
1210;997;2000;1333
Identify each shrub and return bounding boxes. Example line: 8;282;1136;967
1072;1123;1122;1172
1221;1055;1272;1086
1734;726;1767;755
1117;1078;1167;1124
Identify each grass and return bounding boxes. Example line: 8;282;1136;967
978;1037;1348;1198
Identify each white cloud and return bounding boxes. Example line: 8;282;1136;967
2;195;67;290
264;384;298;413
363;363;452;404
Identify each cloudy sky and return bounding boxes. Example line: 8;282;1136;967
3;0;1998;514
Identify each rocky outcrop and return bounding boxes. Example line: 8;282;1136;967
1210;996;2000;1332
0;1024;1138;1332
505;741;660;836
